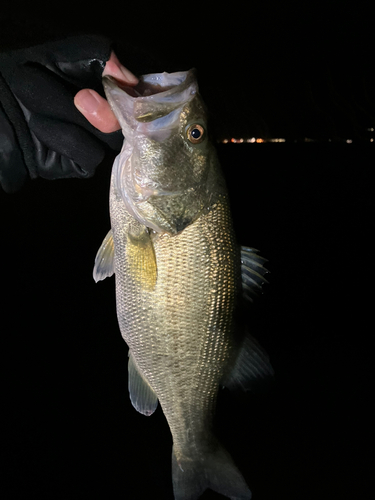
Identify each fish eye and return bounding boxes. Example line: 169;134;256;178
186;124;205;144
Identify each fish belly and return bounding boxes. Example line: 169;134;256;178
111;177;239;453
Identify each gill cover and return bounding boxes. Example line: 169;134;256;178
103;70;214;234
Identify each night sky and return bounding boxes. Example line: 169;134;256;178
1;3;374;500
1;1;374;140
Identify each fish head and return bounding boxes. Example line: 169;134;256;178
103;70;217;235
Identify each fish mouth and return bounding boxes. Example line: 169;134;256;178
102;79;175;99
102;70;198;129
104;69;196;98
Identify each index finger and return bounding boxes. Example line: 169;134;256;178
103;51;139;85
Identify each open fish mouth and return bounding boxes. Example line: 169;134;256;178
102;70;198;129
105;69;196;95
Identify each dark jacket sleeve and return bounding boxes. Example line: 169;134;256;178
0;34;123;193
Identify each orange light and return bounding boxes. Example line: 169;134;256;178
256;138;264;143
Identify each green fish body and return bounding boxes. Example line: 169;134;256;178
94;70;272;499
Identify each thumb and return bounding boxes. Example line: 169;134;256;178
74;89;120;133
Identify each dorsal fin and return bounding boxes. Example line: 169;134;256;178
128;352;158;416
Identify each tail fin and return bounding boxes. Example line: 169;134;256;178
172;443;251;500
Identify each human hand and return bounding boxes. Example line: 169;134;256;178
0;35;129;192
74;51;138;133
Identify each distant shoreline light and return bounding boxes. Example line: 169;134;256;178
217;137;374;143
219;138;286;143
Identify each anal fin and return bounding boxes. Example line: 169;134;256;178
223;334;274;392
128;351;158;416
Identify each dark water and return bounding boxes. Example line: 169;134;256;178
1;144;373;499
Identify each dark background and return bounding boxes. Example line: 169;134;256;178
1;0;375;141
1;2;373;499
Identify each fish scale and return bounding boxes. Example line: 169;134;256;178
93;70;272;499
112;176;238;454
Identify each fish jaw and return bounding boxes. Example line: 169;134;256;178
103;71;216;235
102;70;198;142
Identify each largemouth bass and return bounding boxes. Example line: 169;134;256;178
93;69;273;499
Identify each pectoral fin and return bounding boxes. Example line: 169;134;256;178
93;230;114;282
128;351;158;416
127;227;157;291
241;246;269;302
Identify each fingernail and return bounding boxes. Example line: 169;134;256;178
119;65;139;84
75;90;102;114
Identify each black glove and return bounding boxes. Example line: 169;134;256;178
0;35;123;193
